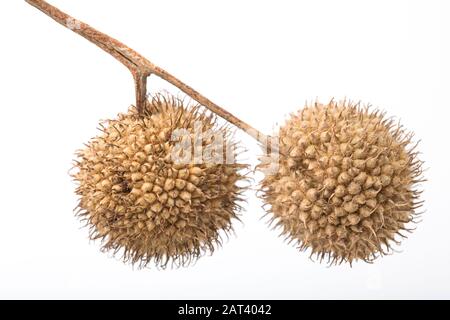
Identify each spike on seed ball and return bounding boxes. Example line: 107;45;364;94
258;100;424;265
72;94;247;268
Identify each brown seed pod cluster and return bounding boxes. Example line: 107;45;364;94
73;95;247;268
28;1;426;267
259;100;424;265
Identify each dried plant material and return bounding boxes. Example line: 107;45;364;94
259;100;424;265
26;0;426;267
25;0;267;143
73;95;247;268
26;0;254;268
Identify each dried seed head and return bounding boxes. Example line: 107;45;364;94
258;100;424;265
73;94;247;268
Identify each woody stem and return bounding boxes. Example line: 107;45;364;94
25;0;269;144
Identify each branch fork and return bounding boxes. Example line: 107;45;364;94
25;0;268;145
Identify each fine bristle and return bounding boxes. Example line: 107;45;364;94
72;93;248;269
258;100;424;265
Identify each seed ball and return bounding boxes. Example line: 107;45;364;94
73;94;247;268
258;100;424;265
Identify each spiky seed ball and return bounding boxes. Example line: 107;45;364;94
259;100;424;265
73;95;247;268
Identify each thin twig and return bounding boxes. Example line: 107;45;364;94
25;0;268;144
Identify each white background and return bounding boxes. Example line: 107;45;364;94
0;0;448;299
